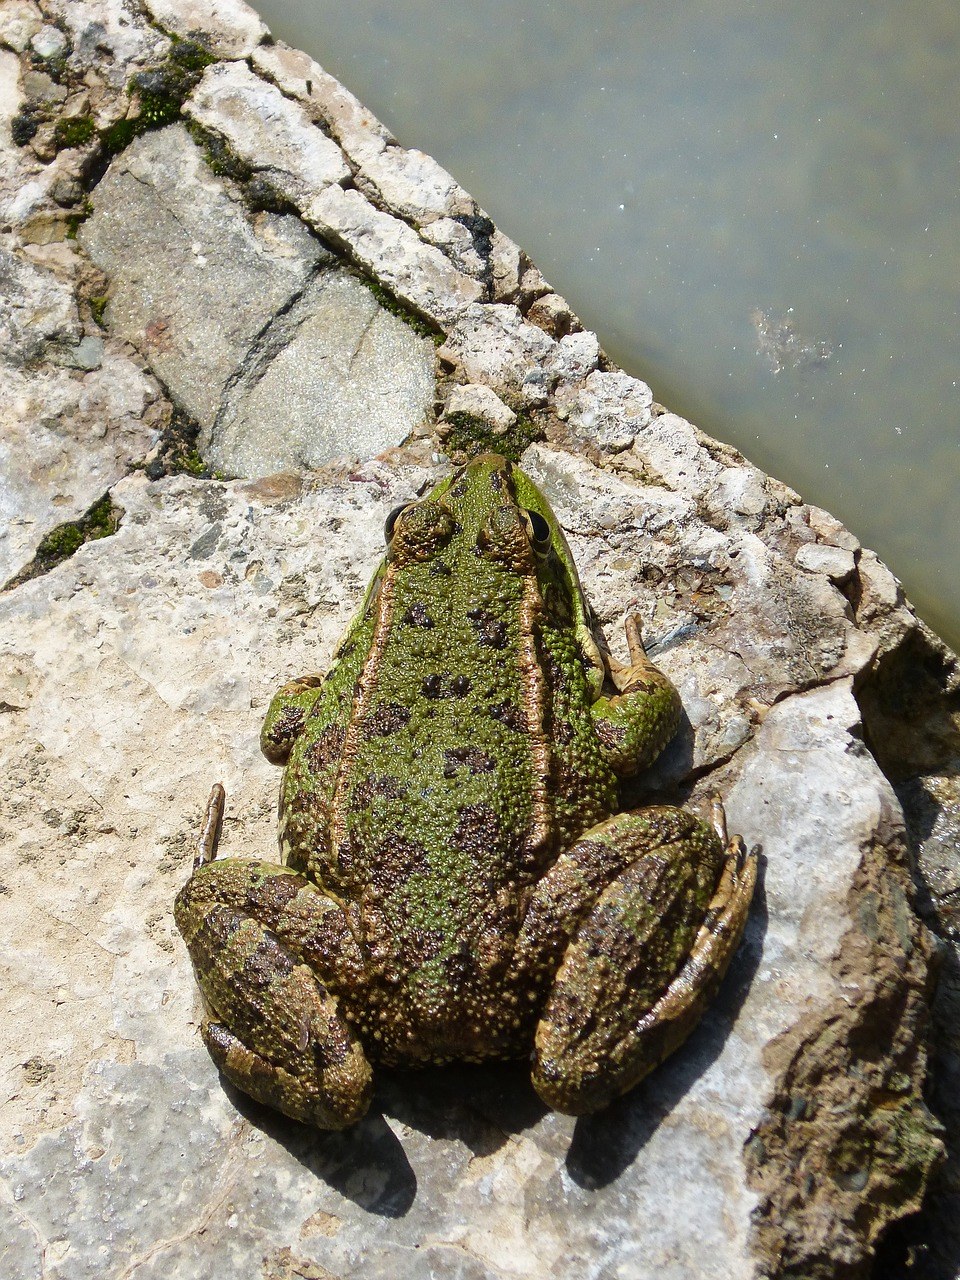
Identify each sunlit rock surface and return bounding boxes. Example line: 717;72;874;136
1;1;958;1277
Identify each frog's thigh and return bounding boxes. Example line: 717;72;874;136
260;675;326;764
529;808;756;1115
174;858;372;1129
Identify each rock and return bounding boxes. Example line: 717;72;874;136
1;3;956;1276
794;541;857;583
305;184;484;327
355;145;474;225
79;125;325;435
443;383;518;434
252;41;394;165
79;125;435;475
0;337;160;584
210;269;436;477
0;2;43;54
141;0;268;58
554;368;653;453
438;302;557;407
29;23;68;61
51;334;105;371
0;454;942;1280
0;247;158;583
526;290;579;338
184;61;351;206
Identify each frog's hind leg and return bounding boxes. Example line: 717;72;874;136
175;803;372;1129
521;803;757;1115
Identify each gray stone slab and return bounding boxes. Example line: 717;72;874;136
79;124;324;434
79;125;437;477
210;269;436;476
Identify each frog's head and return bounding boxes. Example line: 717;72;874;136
384;454;558;571
383;455;605;691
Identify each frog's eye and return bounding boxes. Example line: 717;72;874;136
522;508;551;552
384;502;414;542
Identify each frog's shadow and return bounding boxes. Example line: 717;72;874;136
226;855;768;1211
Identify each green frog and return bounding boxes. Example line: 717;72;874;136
175;454;756;1129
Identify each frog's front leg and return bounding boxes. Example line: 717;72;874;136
260;674;326;763
174;788;373;1129
591;616;683;774
516;802;757;1115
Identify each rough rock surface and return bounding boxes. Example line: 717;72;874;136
1;2;959;1279
78;125;436;474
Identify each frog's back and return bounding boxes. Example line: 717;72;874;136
278;457;619;1062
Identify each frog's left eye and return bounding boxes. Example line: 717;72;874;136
384;503;414;542
522;508;551;551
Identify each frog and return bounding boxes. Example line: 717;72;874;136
174;453;757;1129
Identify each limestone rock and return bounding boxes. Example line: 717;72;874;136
184;60;351;206
0;247;159;584
306;184;484;326
555;369;653;453
438;302;558;407
0;453;942;1280
251;40;395;165
141;0;268;58
79;125;435;476
79;125;323;433
442;383;518;434
355;145;474;225
210;269;436;476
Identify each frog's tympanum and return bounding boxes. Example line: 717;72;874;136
175;455;756;1129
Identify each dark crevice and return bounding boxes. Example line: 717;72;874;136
2;492;121;591
850;621;960;1280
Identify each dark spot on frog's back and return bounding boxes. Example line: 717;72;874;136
442;948;477;986
453;803;502;853
488;700;525;732
443;747;496;778
405;927;445;966
363;702;412;738
422;674;444;699
307;722;346;771
449;470;470;499
351;773;407;811
467;608;508;649
367;835;426;892
402;602;434;628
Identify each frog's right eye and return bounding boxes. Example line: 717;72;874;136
384;503;414;542
522;508;551;551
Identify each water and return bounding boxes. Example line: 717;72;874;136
254;0;960;649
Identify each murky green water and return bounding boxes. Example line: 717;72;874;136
256;0;960;648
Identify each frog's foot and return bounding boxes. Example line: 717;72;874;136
526;805;757;1115
175;858;373;1129
260;674;327;764
590;616;682;776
